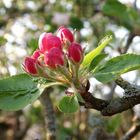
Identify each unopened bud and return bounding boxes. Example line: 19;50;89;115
39;32;62;53
57;26;74;44
68;43;83;64
44;48;64;69
23;57;38;75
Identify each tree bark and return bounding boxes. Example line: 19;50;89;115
40;88;56;140
79;77;140;116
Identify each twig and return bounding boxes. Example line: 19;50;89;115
80;90;109;111
101;93;140;116
39;87;56;140
122;33;135;54
121;121;140;140
134;0;138;11
14;111;31;140
79;77;140;116
14;122;30;140
115;77;135;91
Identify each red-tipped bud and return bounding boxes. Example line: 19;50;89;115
31;49;44;67
32;49;42;60
57;26;74;44
23;57;37;75
44;48;64;69
39;32;62;53
68;43;83;63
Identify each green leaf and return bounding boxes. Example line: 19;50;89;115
102;0;132;29
93;54;140;83
89;53;108;71
58;95;79;113
0;74;40;111
82;35;112;67
106;115;121;133
70;16;83;30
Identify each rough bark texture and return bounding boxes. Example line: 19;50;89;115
80;91;109;110
79;77;140;116
39;88;56;140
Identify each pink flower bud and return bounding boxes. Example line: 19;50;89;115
68;43;83;63
44;48;64;69
23;57;37;75
39;32;62;53
32;49;44;67
32;49;42;60
57;26;74;44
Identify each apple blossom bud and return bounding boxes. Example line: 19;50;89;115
68;43;83;64
32;49;42;60
57;26;74;44
44;48;64;69
39;32;62;53
31;49;45;68
23;57;37;75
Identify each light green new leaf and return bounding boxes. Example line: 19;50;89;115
0;74;40;111
82;35;112;67
93;54;140;83
58;95;79;113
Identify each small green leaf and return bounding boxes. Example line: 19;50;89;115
82;35;112;67
0;74;40;111
93;54;140;83
106;115;121;133
89;53;108;71
58;95;79;113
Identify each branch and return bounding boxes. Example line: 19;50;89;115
115;77;139;94
101;93;140;116
134;0;138;11
39;87;56;140
121;121;140;140
80;91;109;110
79;78;140;116
14;111;31;140
122;33;135;54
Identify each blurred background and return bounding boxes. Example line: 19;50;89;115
0;0;140;139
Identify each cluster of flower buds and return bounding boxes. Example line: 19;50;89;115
23;26;83;86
